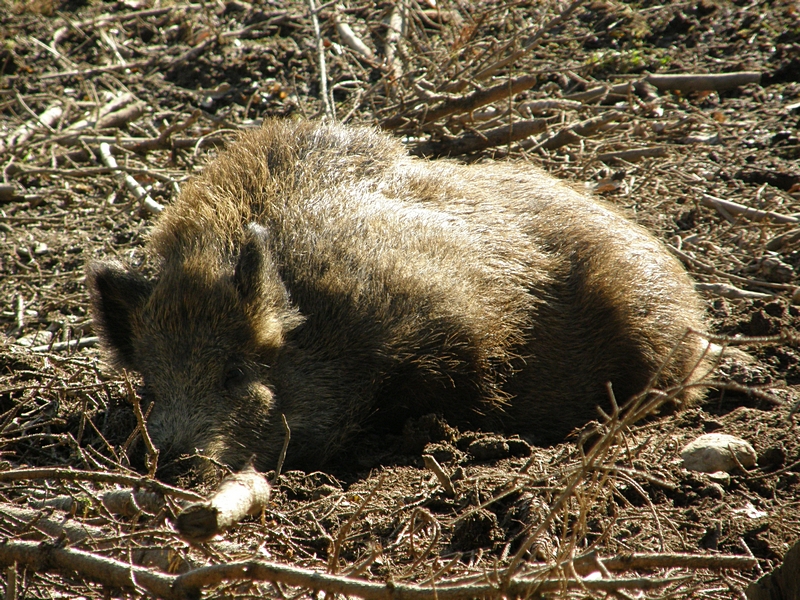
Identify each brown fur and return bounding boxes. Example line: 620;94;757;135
87;119;709;475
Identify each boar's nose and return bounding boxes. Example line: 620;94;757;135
153;448;192;482
144;437;195;482
154;458;179;482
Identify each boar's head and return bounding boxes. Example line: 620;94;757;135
87;224;303;478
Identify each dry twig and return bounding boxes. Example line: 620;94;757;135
383;74;537;130
98;142;164;214
7;102;62;147
596;147;667;163
0;468;203;503
422;454;455;497
383;1;406;86
307;0;334;120
701;194;799;224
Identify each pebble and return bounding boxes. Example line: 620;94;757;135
680;433;757;473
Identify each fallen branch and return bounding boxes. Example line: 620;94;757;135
329;474;385;574
176;464;271;543
219;11;295;40
564;81;633;103
53;133;228;165
519;98;583;115
52;7;176;45
446;0;586;92
668;244;797;291
596;147;667;163
65;92;136;132
383;0;405;85
40;59;155;79
0;503;186;573
30;335;98;352
701;194;798;224
0;539;697;600
571;551;757;575
695;282;772;300
307;0;334;120
0;467;203;503
272;414;291;482
532;110;621;151
165;36;215;71
411;119;546;157
0;540;175;599
645;71;762;92
101;488;166;517
95;101;147;130
0;503;108;544
333;12;374;60
174;561;689;599
766;228;800;251
383;74;538;130
7;102;63;147
99;142;164;214
0;532;756;600
124;370;160;477
422;454;455;496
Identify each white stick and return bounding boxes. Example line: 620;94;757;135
99;142;164;214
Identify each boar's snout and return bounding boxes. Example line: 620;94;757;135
142;377;281;477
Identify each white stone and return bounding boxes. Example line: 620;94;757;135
680;433;757;473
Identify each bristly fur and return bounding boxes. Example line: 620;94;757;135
87;119;710;475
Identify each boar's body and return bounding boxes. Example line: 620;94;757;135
88;120;708;474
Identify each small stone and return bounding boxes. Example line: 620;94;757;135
14;331;53;347
680;433;757;473
707;471;731;485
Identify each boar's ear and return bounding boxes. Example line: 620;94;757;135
86;261;152;370
234;223;283;304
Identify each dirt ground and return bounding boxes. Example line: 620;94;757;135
1;0;799;598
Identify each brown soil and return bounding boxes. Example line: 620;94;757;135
1;0;799;598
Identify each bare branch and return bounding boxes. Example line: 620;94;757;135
422;454;455;496
701;193;799;224
412;119;546;157
0;540;176;599
383;1;406;86
99;142;164;214
596;147;668;163
383;74;537;130
176;464;271;543
646;71;762;92
0;467;203;502
307;0;334;120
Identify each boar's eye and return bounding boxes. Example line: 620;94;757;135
223;366;247;390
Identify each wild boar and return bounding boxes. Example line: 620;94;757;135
87;119;709;475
